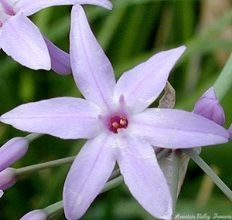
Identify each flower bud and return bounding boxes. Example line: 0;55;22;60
20;209;48;220
193;87;225;126
0;168;16;190
0;189;3;198
0;137;29;172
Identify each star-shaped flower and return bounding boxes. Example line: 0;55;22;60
0;0;112;73
0;5;229;220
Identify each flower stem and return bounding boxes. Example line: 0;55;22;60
25;133;42;142
213;52;232;100
45;201;63;219
15;156;76;177
170;150;181;218
101;175;123;193
183;149;232;201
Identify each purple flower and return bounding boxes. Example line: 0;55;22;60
193;87;225;126
20;209;47;220
0;137;29;172
0;0;112;73
0;5;229;220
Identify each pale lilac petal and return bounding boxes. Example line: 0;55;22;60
63;134;116;219
114;46;186;113
17;0;112;16
1;97;101;139
0;137;29;172
0;14;50;70
193;87;225;126
130;108;229;148
20;210;47;220
70;5;116;110
0;168;16;190
44;37;71;75
116;136;172;219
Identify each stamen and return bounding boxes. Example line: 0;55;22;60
109;115;128;133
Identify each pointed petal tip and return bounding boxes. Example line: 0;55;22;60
1;14;52;71
175;45;186;56
105;0;113;10
202;87;217;99
93;0;112;10
90;0;113;10
71;3;115;108
63;135;115;219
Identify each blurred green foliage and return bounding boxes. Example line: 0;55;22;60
0;0;232;219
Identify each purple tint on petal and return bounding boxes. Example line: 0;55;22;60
20;209;47;220
70;5;115;110
17;0;112;16
1;97;101;139
63;134;116;220
0;14;50;70
0;137;29;172
131;108;229;148
44;37;71;75
114;46;186;113
116;136;172;219
0;168;16;190
193;87;225;126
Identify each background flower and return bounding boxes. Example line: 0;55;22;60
0;0;112;73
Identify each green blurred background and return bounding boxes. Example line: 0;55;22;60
0;0;232;219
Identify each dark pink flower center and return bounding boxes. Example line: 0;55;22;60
109;115;128;133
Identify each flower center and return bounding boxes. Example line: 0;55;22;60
109;115;128;133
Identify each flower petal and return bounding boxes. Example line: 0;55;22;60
116;136;172;219
70;5;116;110
1;97;101;139
0;14;50;70
17;0;112;16
114;46;186;113
131;108;229;148
63;134;116;219
44;37;71;75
